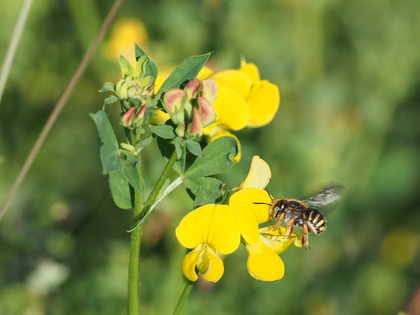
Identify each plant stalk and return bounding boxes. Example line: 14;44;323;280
127;187;143;315
173;278;194;315
127;149;178;314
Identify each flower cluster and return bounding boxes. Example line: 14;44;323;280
162;78;217;138
198;60;280;161
109;55;155;128
176;156;301;282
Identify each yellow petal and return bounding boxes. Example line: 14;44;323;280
148;109;170;125
212;70;252;98
206;205;241;255
230;188;272;224
239;156;271;189
176;205;214;249
182;248;202;281
200;246;224;282
259;225;303;253
232;205;260;245
239;60;260;84
246;240;284;281
247;80;280;128
212;87;249;131
208;129;241;163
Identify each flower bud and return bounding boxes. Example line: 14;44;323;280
163;89;186;117
116;80;128;99
197;96;216;126
121;106;136;127
188;107;203;136
185;78;201;99
201;78;217;104
133;105;147;125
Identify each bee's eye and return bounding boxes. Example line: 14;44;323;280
274;206;279;211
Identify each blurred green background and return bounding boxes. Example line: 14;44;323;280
1;0;420;314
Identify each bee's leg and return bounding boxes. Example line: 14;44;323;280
275;212;285;230
301;224;311;250
284;218;295;239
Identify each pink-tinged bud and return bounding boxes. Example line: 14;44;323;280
163;89;186;115
201;78;218;104
121;106;136;126
197;97;216;126
133;105;147;124
185;79;201;99
188;107;203;136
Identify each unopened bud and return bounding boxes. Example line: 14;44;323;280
197;97;216;126
163;89;186;116
185;79;201;99
188;107;203;136
121;106;136;127
201;78;217;104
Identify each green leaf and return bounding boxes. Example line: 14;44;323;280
185;136;238;177
108;169;133;209
104;95;119;105
99;81;115;93
184;176;224;206
121;158;143;193
135;43;148;59
90;110;118;146
100;144;119;174
185;139;202;156
145;60;158;79
149;124;176;139
159;53;211;92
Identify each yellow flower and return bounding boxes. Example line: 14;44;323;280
175;204;241;282
176;156;300;282
200;60;280;161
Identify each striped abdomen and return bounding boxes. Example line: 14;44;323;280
303;208;326;235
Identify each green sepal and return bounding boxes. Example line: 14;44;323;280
119;55;133;78
135;136;154;151
184;176;224;206
159;52;211;92
185;139;202;156
135;43;148;59
108;169;133;209
185;136;238;177
149;124;176;139
99;81;115;93
135;44;158;79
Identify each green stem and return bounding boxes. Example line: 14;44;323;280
141;149;178;217
127;149;178;314
128;187;143;315
173;278;194;315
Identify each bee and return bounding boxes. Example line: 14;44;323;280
257;184;344;249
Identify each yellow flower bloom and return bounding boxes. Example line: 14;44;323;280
175;204;241;282
199;60;280;161
176;156;300;282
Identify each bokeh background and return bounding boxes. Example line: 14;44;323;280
1;0;420;314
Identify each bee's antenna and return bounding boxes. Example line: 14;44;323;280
253;202;272;206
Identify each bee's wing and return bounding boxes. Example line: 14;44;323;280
302;184;344;208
